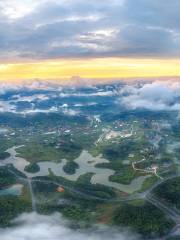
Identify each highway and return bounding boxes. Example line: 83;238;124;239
3;163;180;228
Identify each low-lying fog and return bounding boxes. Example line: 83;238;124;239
0;212;140;240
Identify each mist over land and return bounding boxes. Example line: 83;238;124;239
0;0;180;239
0;212;140;240
0;79;179;240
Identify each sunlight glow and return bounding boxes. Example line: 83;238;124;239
0;58;180;83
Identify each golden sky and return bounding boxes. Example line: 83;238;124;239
0;58;180;83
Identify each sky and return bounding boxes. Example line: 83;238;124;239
0;0;180;82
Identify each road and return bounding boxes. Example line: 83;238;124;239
146;193;180;224
3;164;180;227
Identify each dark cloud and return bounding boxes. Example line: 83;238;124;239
0;0;179;60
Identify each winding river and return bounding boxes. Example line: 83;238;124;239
1;146;150;194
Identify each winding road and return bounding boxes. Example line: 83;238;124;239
2;152;180;230
146;193;180;224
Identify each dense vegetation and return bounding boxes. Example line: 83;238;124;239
24;163;40;173
0;152;10;160
154;177;180;210
0;196;31;226
0;167;16;188
63;161;79;175
113;203;174;237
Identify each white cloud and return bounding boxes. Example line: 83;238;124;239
0;79;180;114
59;90;115;98
0;0;42;19
19;106;58;115
13;94;50;102
0;100;16;112
0;212;139;240
62;108;79;116
121;81;180;111
0;80;64;96
0;83;20;95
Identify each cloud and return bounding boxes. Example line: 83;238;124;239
62;108;79;116
0;79;180;114
0;212;139;240
0;0;179;59
59;90;114;98
0;83;21;95
0;100;58;114
0;100;16;112
121;80;180;111
19;106;59;115
12;94;50;102
0;78;116;115
0;80;63;95
0;0;43;19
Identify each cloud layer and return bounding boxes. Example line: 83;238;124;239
121;80;180;111
0;212;139;240
0;79;180;114
0;0;180;60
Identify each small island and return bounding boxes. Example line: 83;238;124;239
63;161;79;175
24;163;40;173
